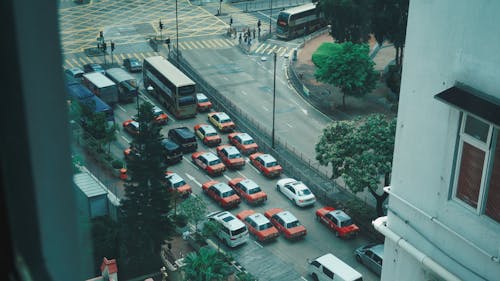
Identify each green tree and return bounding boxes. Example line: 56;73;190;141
317;0;372;43
119;102;175;278
314;42;377;108
182;247;229;281
316;114;396;216
178;196;207;232
91;216;119;275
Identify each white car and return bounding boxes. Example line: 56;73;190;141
276;178;316;207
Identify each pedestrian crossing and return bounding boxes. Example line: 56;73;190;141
63;51;160;69
177;38;237;50
252;43;295;57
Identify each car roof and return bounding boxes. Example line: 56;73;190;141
67;67;84;74
328;210;351;221
161;138;180;150
208;211;245;230
214;112;230;119
289;181;308;190
130;121;139;128
259;154;277;163
222;146;240;155
315;253;363;279
200;152;219;162
239;179;259;189
171;127;194;138
152;106;163;114
369;244;384;257
200;124;216;133
247;213;270;226
276;211;298;223
167;173;184;184
212;182;232;193
237;133;253;141
196;93;207;99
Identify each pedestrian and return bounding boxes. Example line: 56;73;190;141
238;33;242;44
244;33;247;43
252;28;256;39
248;38;252;46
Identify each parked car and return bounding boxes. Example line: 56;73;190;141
201;181;241;209
249;152;282;178
152;106;168;124
195;93;212;112
228;178;267;205
216;145;245;169
276;178;316;207
161;139;183;165
264;208;306;240
228;132;259;155
354;244;384;276
122;119;139;135
194;123;221;147
207;211;249;248
316;206;360;238
168;127;198;153
123;145;140;161
191;151;226;176
208;112;236;132
83;63;106;75
236;210;279;242
122;58;142;72
163;171;192;198
64;67;85;79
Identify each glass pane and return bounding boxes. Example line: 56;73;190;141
456;142;485;208
485;133;500;222
464;115;489;142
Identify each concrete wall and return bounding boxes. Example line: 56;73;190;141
383;0;500;280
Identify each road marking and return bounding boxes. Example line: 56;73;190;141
185;173;202;187
286;123;293;128
241;90;247;96
184;156;198;169
223;174;232;181
302;109;308;115
300;277;308;281
223;76;229;81
117;105;127;112
121;136;130;143
250;164;260;174
236;170;246;177
254;241;263;249
262;106;269;111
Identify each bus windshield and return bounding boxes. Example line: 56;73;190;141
179;85;195;95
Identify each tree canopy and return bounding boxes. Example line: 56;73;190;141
316;114;396;216
314;42;377;108
317;0;372;43
182;247;229;281
119;102;175;277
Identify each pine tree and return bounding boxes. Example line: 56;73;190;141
119;102;175;278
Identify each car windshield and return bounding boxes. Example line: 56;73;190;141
242;139;254;145
131;61;140;66
222;190;236;197
265;161;277;168
228;152;241;159
340;219;354;227
173;180;186;188
258;222;273;231
209;159;221;165
297;189;312;196
286;221;301;228
248;187;261;194
206;132;217;137
198;97;208;102
221;118;231;124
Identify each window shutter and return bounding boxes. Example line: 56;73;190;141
456;142;485;208
485;134;500;222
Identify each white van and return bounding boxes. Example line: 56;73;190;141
308;253;363;281
207;211;249;248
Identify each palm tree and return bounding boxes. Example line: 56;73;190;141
182;247;229;281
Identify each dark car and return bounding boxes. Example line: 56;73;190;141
64;67;85;79
83;63;106;75
168;127;198;153
123;58;142;72
161;139;182;164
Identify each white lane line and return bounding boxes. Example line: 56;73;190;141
185;173;202;187
286;123;293;128
223;76;229;81
302;109;308;115
184;156;198;169
236;170;246;177
250;164;260;174
121;136;130;143
254;241;263;249
117;104;127;112
300;277;308;281
241;90;248;96
223;174;232;181
262;106;269;111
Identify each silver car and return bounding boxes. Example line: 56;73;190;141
354;243;384;276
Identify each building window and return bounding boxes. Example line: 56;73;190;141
454;113;500;223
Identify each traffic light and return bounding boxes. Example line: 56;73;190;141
111;41;115;51
159;20;163;30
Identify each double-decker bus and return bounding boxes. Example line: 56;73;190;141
276;2;326;40
143;56;197;119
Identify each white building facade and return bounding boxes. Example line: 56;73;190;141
376;1;500;281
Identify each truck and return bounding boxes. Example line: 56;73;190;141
82;72;119;105
105;67;138;103
65;80;115;122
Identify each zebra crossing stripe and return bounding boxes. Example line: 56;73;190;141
190;41;202;48
224;38;236;46
71;58;79;67
187;41;198;49
267;45;278;55
254;43;266;53
204;40;216;48
133;53;142;60
65;60;74;68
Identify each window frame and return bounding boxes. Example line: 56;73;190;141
452;112;499;221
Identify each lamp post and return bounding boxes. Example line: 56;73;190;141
176;0;179;66
269;0;273;35
271;52;277;149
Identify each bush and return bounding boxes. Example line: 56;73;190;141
311;42;341;68
111;159;123;169
173;213;188;227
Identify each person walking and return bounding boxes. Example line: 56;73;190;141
238;33;242;44
252;28;256;39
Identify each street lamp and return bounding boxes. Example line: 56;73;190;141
271;52;277;149
176;0;179;66
269;0;273;35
